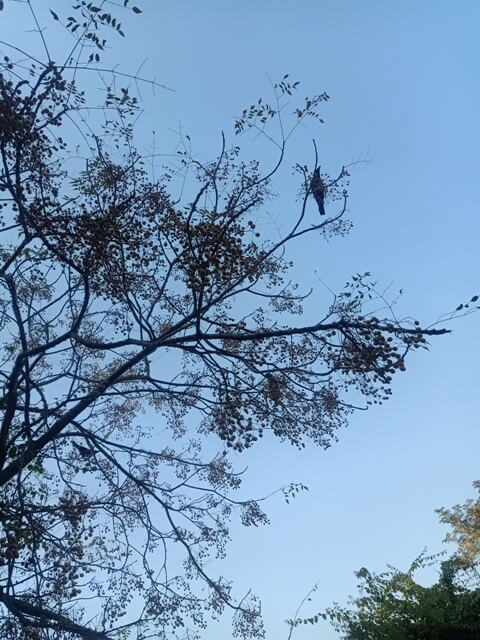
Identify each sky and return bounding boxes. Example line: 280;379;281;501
3;1;480;638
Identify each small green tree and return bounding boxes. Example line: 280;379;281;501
322;554;480;640
309;483;480;640
437;481;480;569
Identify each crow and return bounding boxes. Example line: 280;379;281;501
310;168;326;215
73;441;94;458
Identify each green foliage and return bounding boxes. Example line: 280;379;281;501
313;483;480;640
322;553;480;639
437;480;480;569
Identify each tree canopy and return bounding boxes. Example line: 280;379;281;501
320;555;480;640
0;2;455;639
437;481;480;570
296;481;480;640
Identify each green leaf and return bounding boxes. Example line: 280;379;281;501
132;6;142;13
50;8;59;20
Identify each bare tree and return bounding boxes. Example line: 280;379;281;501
0;3;450;639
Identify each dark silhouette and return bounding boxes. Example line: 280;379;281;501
310;167;326;215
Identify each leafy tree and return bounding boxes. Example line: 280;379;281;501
321;554;480;640
0;2;451;639
305;484;480;640
437;481;480;569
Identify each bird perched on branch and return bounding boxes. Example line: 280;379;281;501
73;441;94;458
310;168;326;215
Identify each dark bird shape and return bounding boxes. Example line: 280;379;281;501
73;441;94;458
310;168;326;215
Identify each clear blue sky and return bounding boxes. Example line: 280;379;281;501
4;1;480;638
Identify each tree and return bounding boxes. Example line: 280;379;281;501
0;2;450;639
320;554;480;640
313;484;480;640
437;481;480;569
